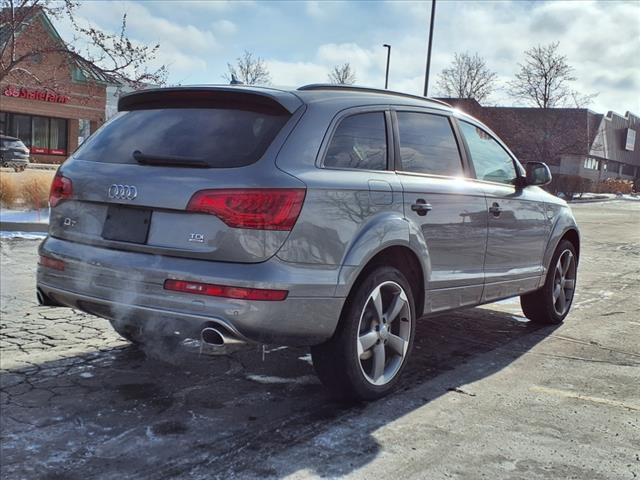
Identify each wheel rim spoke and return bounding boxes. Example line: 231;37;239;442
371;286;384;321
385;291;407;324
562;252;573;275
557;289;567;313
387;333;406;356
372;342;386;381
358;330;378;357
553;284;561;302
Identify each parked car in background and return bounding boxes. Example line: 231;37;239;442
1;134;30;172
36;84;580;400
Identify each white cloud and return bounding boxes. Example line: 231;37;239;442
212;19;237;36
266;60;327;87
52;0;638;114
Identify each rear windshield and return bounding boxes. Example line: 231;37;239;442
2;139;26;149
74;108;289;168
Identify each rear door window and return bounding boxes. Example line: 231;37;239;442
74;107;289;168
396;112;463;177
324;112;388;170
459;121;517;185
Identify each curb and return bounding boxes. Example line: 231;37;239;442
0;221;48;232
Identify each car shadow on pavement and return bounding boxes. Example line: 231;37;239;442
0;306;558;480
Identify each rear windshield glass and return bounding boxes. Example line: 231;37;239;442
2;139;26;149
74;108;289;168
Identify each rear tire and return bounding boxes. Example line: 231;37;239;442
520;240;577;325
312;266;415;401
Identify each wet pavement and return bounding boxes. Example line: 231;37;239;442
1;200;639;479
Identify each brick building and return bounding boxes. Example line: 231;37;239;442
440;98;640;185
0;7;107;164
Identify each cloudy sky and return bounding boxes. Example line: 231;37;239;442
62;0;639;114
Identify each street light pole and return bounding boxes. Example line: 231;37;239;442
383;44;391;89
423;0;436;97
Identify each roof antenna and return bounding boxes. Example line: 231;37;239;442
230;74;243;85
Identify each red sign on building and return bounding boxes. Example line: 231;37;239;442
3;85;70;104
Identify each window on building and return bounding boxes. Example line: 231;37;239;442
324;112;388;170
459;121;517;185
584;157;599;170
622;163;635;176
31;116;49;153
396;112;463;177
0;112;68;154
49;118;68;154
12;114;32;147
78;118;91;146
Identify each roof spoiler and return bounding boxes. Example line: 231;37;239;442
118;86;303;114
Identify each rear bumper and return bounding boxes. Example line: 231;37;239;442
37;237;345;345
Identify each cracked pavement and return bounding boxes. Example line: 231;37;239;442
1;201;639;480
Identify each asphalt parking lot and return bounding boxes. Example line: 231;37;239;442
1;200;639;480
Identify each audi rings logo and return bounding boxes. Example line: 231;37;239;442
108;184;138;201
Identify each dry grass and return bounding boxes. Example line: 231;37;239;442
0;170;55;209
0;173;18;207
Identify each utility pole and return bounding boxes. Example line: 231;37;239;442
423;0;436;97
383;44;391;89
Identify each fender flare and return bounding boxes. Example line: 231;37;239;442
539;209;580;288
335;212;431;300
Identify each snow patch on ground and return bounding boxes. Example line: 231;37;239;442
0;208;50;223
0;231;46;240
245;374;318;385
572;193;640;202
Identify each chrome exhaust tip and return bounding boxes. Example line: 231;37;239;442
201;327;225;346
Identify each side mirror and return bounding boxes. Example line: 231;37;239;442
524;162;552;186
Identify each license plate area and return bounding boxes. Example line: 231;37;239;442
102;205;152;244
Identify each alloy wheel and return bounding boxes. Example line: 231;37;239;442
356;281;412;386
552;249;577;316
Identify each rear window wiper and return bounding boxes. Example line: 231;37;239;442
132;150;210;168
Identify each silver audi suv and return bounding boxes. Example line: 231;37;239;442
37;85;580;400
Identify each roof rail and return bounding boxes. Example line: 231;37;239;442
297;83;451;107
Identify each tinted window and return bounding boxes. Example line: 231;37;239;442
74;108;289;168
324;112;387;170
397;112;462;176
459;121;517;185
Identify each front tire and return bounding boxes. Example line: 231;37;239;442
312;266;416;401
521;240;577;325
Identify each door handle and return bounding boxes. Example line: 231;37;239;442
411;199;433;216
489;202;502;217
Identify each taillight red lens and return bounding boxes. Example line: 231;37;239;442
164;279;288;301
38;255;65;271
49;173;73;207
186;188;306;231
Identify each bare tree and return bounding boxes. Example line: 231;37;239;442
0;0;167;89
224;50;270;85
328;63;356;85
436;52;497;102
507;42;595;108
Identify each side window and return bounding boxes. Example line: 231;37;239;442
396;112;463;176
324;112;387;170
459;121;517;185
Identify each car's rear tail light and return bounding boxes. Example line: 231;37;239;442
49;173;73;207
39;255;65;271
164;279;288;301
186;188;306;231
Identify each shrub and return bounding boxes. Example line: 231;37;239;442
0;173;18;207
21;175;51;209
595;178;634;194
548;174;592;200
